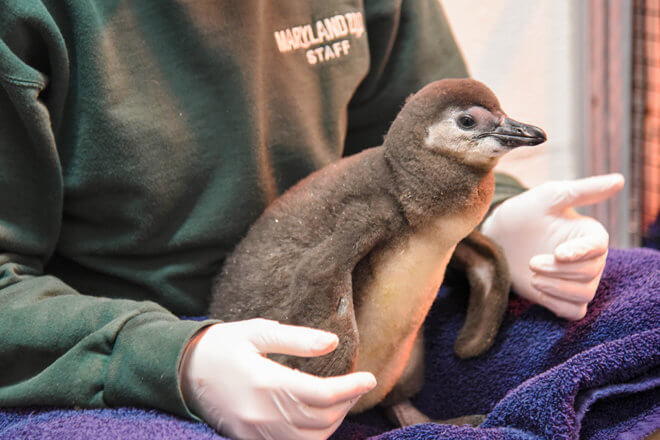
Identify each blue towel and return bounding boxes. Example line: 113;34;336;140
1;248;658;440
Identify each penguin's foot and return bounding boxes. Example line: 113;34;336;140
436;413;486;427
385;400;430;426
385;400;485;427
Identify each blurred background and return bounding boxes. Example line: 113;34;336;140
441;0;659;249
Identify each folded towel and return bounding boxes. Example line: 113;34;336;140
1;248;658;440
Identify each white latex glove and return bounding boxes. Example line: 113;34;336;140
179;318;377;440
481;173;625;320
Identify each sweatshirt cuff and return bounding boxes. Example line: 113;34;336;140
104;312;219;419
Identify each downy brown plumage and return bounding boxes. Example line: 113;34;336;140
209;78;546;419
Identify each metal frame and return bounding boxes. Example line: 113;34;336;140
582;0;635;247
630;0;647;246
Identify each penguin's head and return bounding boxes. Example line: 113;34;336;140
384;78;546;170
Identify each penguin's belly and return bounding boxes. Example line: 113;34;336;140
351;214;475;412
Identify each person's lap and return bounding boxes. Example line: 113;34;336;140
1;248;657;440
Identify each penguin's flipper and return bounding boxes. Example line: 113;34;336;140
451;229;511;359
284;201;402;377
273;268;358;377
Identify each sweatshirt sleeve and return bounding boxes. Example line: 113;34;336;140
0;1;215;419
344;0;527;206
492;172;527;209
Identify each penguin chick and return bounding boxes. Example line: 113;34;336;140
209;78;546;416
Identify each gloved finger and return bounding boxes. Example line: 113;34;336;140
553;231;609;263
290;400;355;430
530;254;604;282
271;388;357;429
255;356;376;407
531;273;598;304
534;289;588;320
245;318;340;357
280;367;376;408
543;173;624;211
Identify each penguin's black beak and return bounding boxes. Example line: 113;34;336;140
484;117;547;147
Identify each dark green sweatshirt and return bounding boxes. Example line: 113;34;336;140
0;0;524;419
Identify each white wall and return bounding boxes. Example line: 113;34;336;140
441;0;582;187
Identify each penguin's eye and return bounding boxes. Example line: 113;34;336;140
458;115;476;129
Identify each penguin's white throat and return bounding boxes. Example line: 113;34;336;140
424;120;504;170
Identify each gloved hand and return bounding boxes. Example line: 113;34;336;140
481;173;625;320
179;318;377;440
